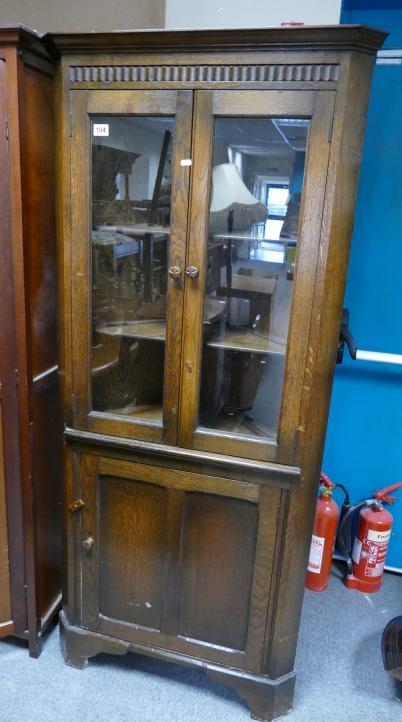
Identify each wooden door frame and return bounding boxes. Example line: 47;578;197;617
179;89;336;465
69;88;193;446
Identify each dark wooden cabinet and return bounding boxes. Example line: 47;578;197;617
45;25;386;719
0;26;61;657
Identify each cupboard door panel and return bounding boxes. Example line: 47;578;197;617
180;89;336;464
78;453;280;672
179;492;258;650
99;475;166;629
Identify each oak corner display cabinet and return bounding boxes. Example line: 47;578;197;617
44;25;386;720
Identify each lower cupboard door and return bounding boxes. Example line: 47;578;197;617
79;453;281;672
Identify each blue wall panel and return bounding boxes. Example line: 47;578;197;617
323;7;402;568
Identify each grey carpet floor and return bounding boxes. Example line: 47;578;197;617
0;563;401;722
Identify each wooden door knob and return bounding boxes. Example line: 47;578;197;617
168;266;182;279
185;266;199;279
82;537;94;550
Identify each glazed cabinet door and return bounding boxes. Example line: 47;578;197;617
76;453;281;673
70;89;193;445
179;90;336;464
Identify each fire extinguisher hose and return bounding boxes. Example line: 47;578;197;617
333;484;351;554
337;499;376;575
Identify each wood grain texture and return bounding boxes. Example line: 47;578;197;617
178;90;213;447
60;606;295;721
11;50;44;657
163;90;193;444
0;25;51;60
4;49;36;644
0;399;12;623
244;486;281;673
0;620;14;637
266;51;380;680
262;488;290;673
71;88;180;445
0;33;60;654
21;60;61;632
55;59;74;427
43;25;387;56
1;45;28;640
54;26;385;718
86;89;177;115
192;429;278;464
0;57;23;632
98;475;166;630
22;64;57;378
65;426;301;488
69;63;340;84
62;50;344;71
77;452;251;668
206;666;296;722
160;488;185;636
80;454;99;629
31;384;61;619
277;91;336;464
98;457;260;502
87;414;165;444
70;88;90;429
179;492;259;650
64;448;77;623
180;88;335;463
60;609;129;669
212;90;315;117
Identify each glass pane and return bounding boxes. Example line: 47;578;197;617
198;117;309;440
91;116;174;423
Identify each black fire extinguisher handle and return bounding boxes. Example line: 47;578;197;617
333;483;351;555
337;500;372;575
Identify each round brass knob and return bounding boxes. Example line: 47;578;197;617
168;266;182;280
82;537;94;550
185;266;199;279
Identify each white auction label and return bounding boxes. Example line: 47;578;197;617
93;123;109;137
308;534;325;574
367;528;391;543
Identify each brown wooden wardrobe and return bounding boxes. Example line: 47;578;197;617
0;24;61;658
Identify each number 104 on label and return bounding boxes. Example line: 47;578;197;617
93;124;109;136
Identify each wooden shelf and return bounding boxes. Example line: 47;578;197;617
96;320;166;341
95;223;170;237
206;329;286;355
201;413;276;439
97;321;285;355
107;405;163;423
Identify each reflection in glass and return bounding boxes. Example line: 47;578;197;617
91;117;174;423
198;117;309;439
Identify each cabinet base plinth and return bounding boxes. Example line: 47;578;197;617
59;611;129;669
206;667;295;721
59;611;295;720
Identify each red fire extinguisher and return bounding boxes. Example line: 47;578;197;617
338;482;402;593
305;473;345;593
